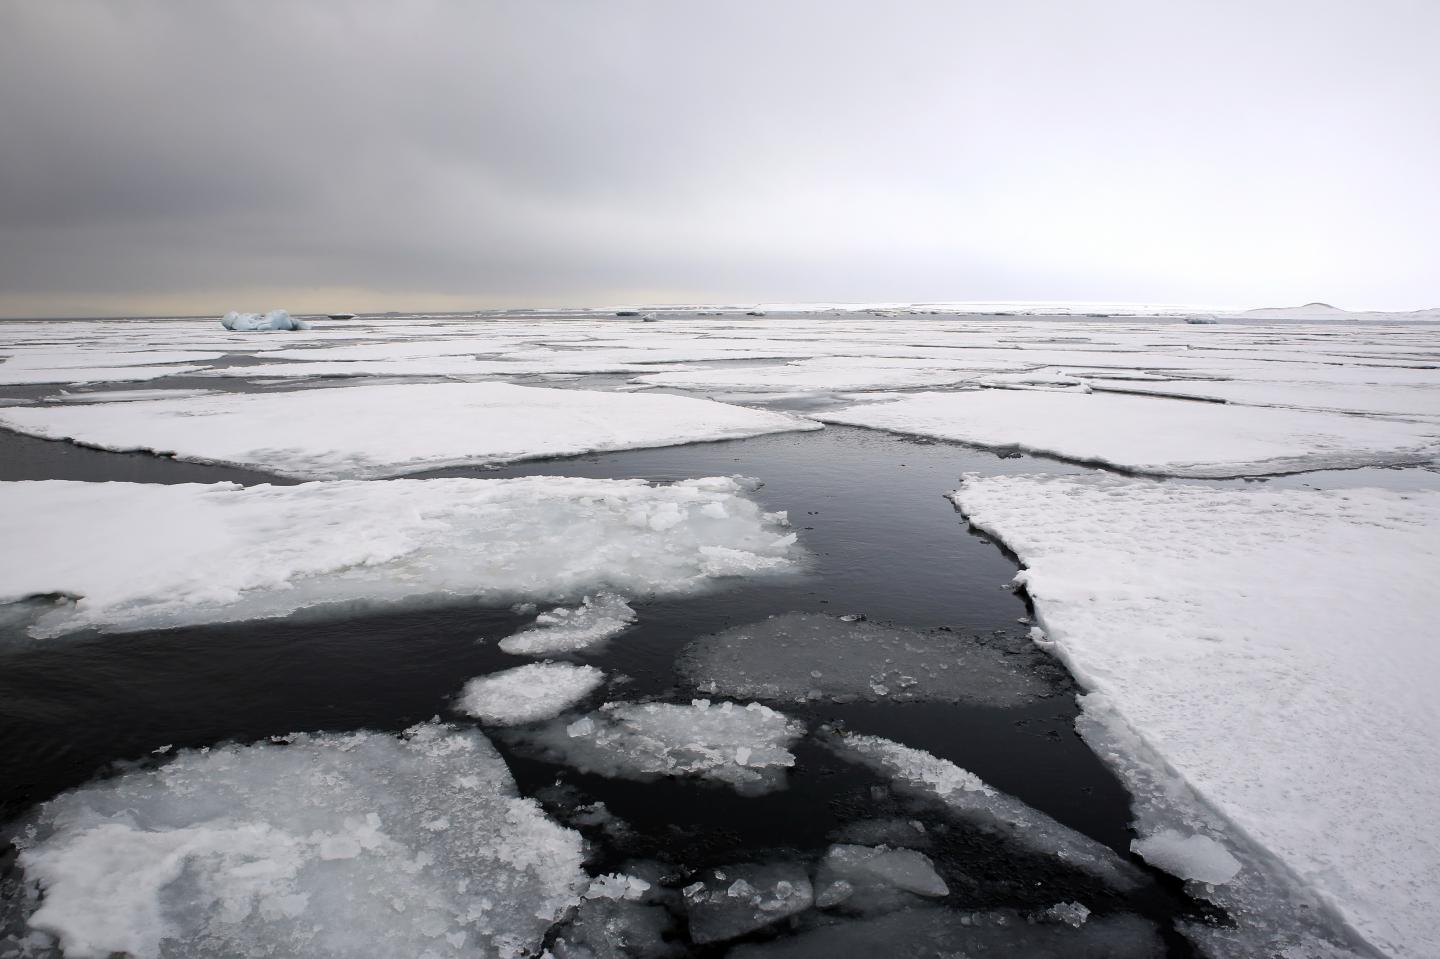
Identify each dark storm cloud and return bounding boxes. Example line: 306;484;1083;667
1;0;1438;315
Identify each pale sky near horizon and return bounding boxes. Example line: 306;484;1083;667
1;1;1437;318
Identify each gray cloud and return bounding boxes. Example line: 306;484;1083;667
2;0;1437;316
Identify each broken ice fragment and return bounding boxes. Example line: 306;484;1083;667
455;662;605;726
1131;829;1241;885
498;594;636;655
683;862;814;944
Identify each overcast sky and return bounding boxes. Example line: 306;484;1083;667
1;1;1436;317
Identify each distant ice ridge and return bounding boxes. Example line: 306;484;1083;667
456;662;605;725
8;723;585;959
0;382;822;479
819;730;1141;889
220;309;311;331
0;476;801;638
820;389;1439;476
512;699;805;795
953;473;1440;959
498;593;636;655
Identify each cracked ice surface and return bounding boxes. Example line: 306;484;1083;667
0;476;800;638
0;382;821;480
953;474;1440;959
7;723;585;959
513;700;805;795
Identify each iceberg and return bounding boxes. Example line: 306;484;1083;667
220;310;311;332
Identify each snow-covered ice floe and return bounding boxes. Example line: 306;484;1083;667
497;593;636;655
220;309;311;332
0;476;800;638
820;389;1439;476
511;700;805;795
819;730;1141;889
456;662;606;726
952;473;1440;959
680;612;1057;706
6;722;585;959
0;382;821;479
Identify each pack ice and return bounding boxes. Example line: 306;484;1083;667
8;723;585;959
0;382;821;479
953;474;1440;959
0;476;800;638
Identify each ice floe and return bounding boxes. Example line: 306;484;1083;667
0;382;821;479
498;593;636;655
953;473;1440;959
680;612;1056;706
7;722;585;959
821;389;1439;476
512;700;805;795
456;662;606;726
0;476;801;638
820;730;1140;889
1130;829;1241;886
813;844;948;913
681;862;814;943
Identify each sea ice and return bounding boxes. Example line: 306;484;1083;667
820;389;1439;476
820;730;1140;889
498;594;636;655
0;476;801;638
1130;829;1241;885
549;899;678;959
0;365;209;386
0;382;821;479
8;722;585;959
630;362;978;393
952;473;1440;959
513;700;804;795
456;662;606;725
681;862;814;943
812;844;948;913
221;309;311;331
680;612;1055;706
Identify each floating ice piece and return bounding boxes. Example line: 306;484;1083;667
499;594;636;655
680;612;1055;706
954;474;1440;959
9;723;585;959
1131;830;1241;885
0;476;801;638
813;844;948;913
681;862;814;944
221;309;311;332
820;730;1140;889
0;382;821;479
582;873;653;902
820;389;1439;476
456;662;605;725
728;907;1162;958
1041;901;1092;928
46;388;221;403
549;899;678;959
513;700;804;795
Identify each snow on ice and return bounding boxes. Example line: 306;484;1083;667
952;473;1440;959
456;662;606;726
8;723;585;959
0;382;821;479
0;476;801;638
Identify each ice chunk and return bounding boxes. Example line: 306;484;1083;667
0;382;822;479
220;309;311;332
456;662;605;725
820;389;1439;477
549;899;678;959
8;723;585;959
582;873;652;902
819;730;1140;889
0;476;801;638
1041;901;1092;927
728;908;1162;958
681;862;814;944
813;844;947;914
954;474;1440;959
1131;830;1241;885
512;700;804;795
499;594;636;655
680;612;1054;706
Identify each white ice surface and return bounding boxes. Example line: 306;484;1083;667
11;723;585;959
952;474;1440;959
0;382;821;479
498;593;636;655
456;662;606;726
0;476;801;638
821;389;1438;476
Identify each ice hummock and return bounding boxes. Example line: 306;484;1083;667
680;612;1055;706
498;593;636;655
456;662;606;726
511;700;805;795
7;723;586;959
0;476;801;638
0;382;822;480
819;730;1140;889
220;309;311;332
